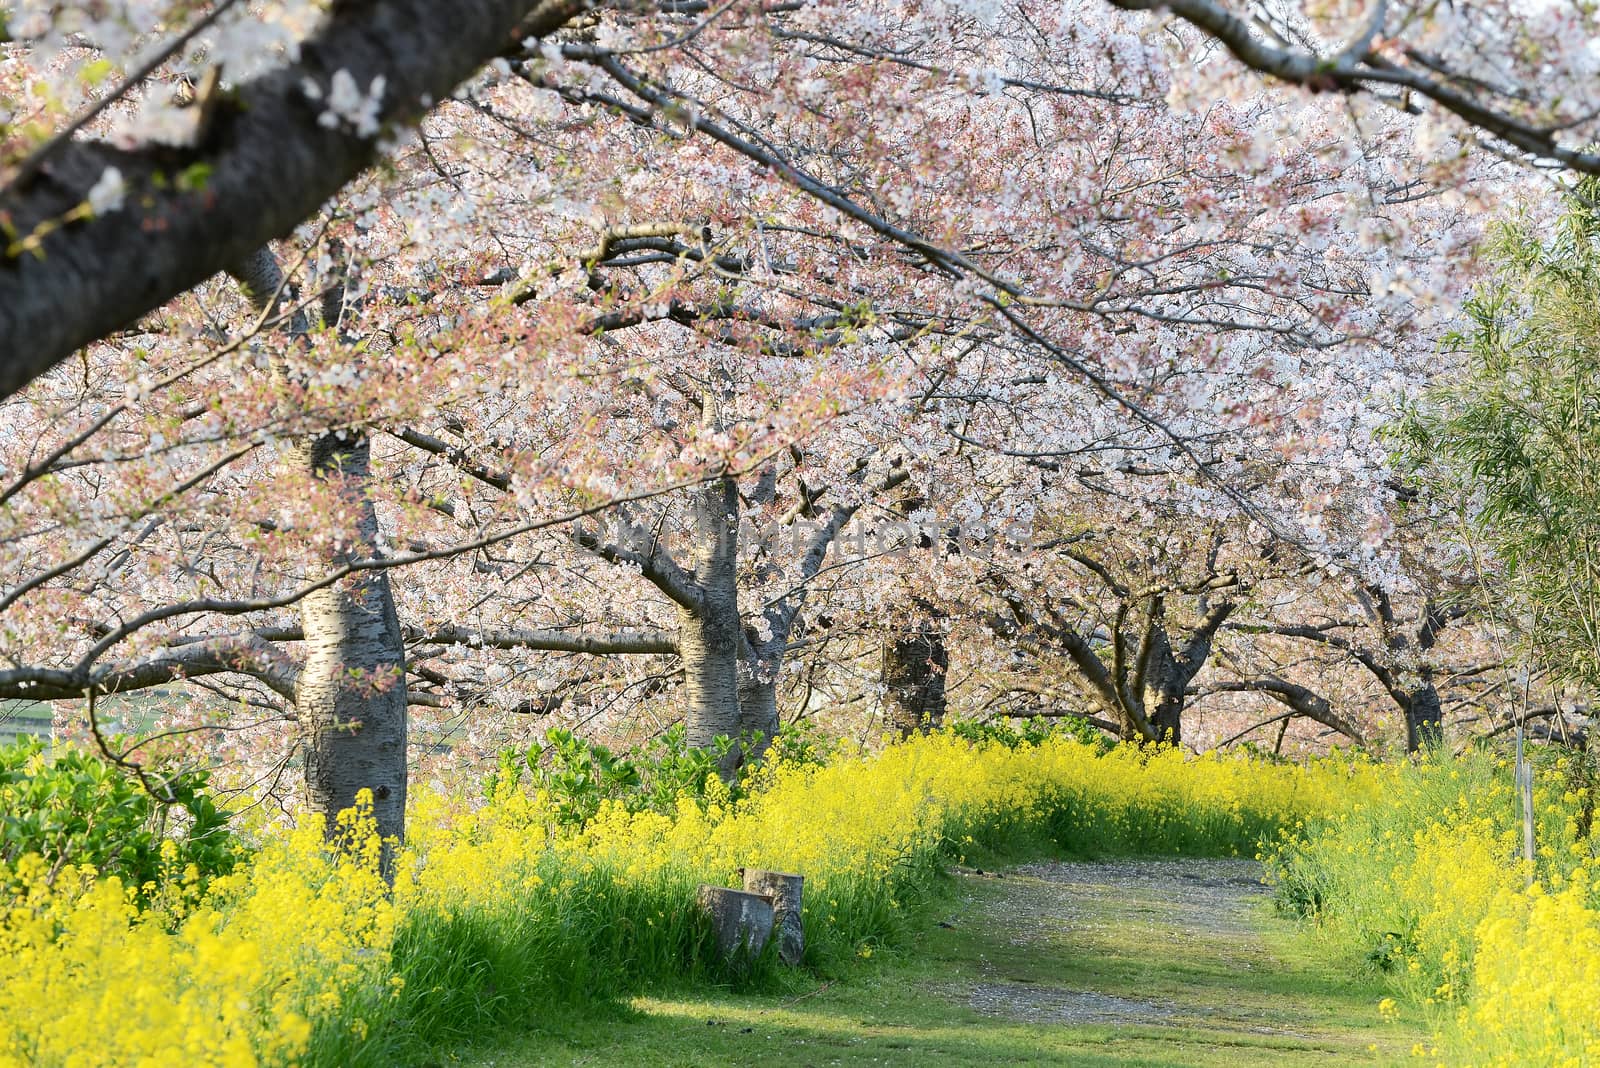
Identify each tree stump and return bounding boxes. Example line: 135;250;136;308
743;868;805;965
696;885;775;965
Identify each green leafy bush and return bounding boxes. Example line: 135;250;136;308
485;722;836;829
947;714;1112;751
0;737;238;895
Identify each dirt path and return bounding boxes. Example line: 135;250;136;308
963;858;1276;1028
471;857;1422;1067
943;857;1413;1061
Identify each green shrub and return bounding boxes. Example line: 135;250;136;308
485;722;836;830
947;714;1112;752
0;737;238;896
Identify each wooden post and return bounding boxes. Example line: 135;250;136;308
1516;725;1537;887
696;885;775;965
743;868;805;966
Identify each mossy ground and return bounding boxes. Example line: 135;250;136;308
456;857;1422;1067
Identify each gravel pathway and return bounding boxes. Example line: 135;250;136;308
952;858;1302;1030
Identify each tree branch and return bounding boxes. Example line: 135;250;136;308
1105;0;1600;173
0;634;300;703
1202;675;1369;745
0;0;587;389
406;622;678;655
573;515;704;611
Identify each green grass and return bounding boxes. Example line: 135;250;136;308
453;858;1424;1067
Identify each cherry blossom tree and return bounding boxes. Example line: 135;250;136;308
0;0;1559;832
1;0;1590;390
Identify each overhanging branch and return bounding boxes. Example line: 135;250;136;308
0;0;587;389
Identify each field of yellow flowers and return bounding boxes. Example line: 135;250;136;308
1266;747;1600;1066
0;732;1363;1067
1;729;1592;1067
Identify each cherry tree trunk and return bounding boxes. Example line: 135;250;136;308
738;606;788;762
737;667;781;757
1137;619;1185;745
679;603;742;758
228;249;408;852
296;432;410;856
1402;680;1444;752
681;475;743;774
882;623;948;736
1147;689;1183;746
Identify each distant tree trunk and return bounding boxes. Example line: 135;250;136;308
1382;592;1450;753
881;488;946;737
1145;687;1183;746
1136;595;1234;747
737;466;784;757
296;431;410;852
737;652;781;752
882;621;947;735
1141;625;1186;746
737;566;787;761
1259;589;1460;755
679;474;744;773
1401;675;1444;752
228;248;409;851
